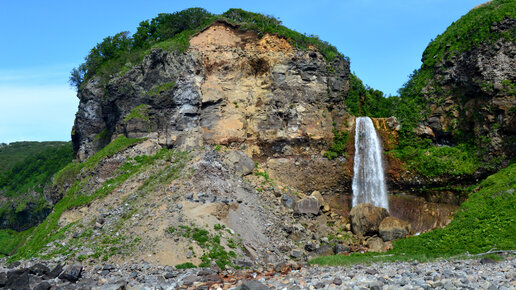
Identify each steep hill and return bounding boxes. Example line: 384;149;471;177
0;142;73;231
393;0;515;165
1;4;514;277
0;141;69;173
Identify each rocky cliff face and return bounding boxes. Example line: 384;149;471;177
72;21;350;162
416;17;515;159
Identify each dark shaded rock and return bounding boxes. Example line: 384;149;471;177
235;280;270;290
314;282;325;289
294;197;320;215
58;264;83;283
480;257;498;264
164;272;177;279
6;269;30;289
29;263;50;276
0;272;6;287
315;244;334;256
334;244;351;254
33;281;51;290
47;263;64;279
304;243;316;252
333;277;342;285
366;268;379;275
7;261;20;269
349;203;389;236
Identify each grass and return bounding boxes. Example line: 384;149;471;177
310;163;516;266
390;143;480;177
0;141;70;173
1;136;143;260
123;104;150;122
172;225;237;269
145;81;176;97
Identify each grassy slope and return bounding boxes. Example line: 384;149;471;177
310;163;516;266
0;141;70;173
0;143;74;229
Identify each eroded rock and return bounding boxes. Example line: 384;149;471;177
349;203;389;236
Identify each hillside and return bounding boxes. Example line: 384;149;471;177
0;4;514;289
0;142;73;231
390;0;515;177
0;141;70;173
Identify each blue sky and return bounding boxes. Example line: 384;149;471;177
0;0;485;143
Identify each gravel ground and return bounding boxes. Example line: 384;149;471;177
2;255;514;289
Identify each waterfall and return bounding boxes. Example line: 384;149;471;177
351;116;389;211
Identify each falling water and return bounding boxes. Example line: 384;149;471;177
351;117;389;211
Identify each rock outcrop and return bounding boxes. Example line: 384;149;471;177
349;203;389;237
72;21;350;162
416;17;515;160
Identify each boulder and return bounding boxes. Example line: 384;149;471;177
58;264;82;283
223;150;255;176
349;203;389;236
294;197;321;215
379;216;412;241
366;236;389;253
315;244;334;256
235;280;270;290
29;263;50;276
6;269;30;290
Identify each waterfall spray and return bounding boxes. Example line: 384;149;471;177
351;117;389;211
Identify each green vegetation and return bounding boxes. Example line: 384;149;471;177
422;0;515;69
310;163;516;265
70;8;346;90
324;129;349;160
0;142;73;230
390;143;480;177
1;136;143;259
0;142;73;197
146;81;176;97
172;225;237;269
175;262;197;269
0;141;70;173
123;104;150;122
345;73;398;118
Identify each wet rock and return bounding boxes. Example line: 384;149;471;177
59;264;83;283
379;216;411;241
294;197;320;215
349;203;389;236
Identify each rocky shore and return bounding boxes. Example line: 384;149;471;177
2;255;514;289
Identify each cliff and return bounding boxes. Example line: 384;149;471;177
72;20;350;162
401;0;515;160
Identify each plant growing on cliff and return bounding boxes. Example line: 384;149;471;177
323;129;349;160
70;8;347;90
